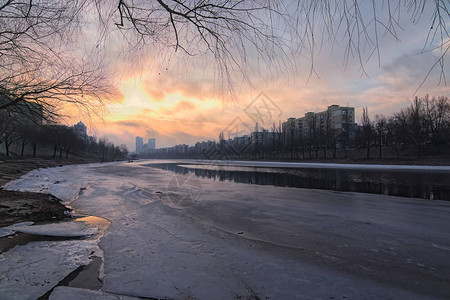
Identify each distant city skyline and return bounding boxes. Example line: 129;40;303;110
135;136;156;154
138;103;358;158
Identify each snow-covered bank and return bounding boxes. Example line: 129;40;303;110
1;161;450;299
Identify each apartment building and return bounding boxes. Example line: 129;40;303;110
282;105;356;144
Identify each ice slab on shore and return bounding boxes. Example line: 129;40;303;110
0;240;98;300
0;220;98;238
13;221;98;237
0;222;34;238
49;287;140;300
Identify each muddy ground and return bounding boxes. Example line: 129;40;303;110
0;157;105;226
0;190;70;228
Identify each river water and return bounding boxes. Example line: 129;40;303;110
145;162;450;200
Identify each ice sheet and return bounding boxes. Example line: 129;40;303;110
0;222;34;238
2;160;450;299
0;240;99;300
49;286;140;300
11;221;98;237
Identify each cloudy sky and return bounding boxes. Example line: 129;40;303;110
69;2;449;151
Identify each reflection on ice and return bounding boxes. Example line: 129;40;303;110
145;162;450;200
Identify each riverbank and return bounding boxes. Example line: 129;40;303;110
0;156;106;187
0;190;69;228
0;156;115;254
0;156;119;253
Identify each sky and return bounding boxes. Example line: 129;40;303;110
67;2;449;152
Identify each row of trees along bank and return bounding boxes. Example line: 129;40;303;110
143;95;450;161
0;110;128;161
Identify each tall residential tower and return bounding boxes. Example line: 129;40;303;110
135;136;144;153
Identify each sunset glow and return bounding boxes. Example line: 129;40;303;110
57;2;449;153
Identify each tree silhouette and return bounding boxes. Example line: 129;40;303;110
361;107;372;159
0;0;114;121
1;0;448;122
106;0;449;88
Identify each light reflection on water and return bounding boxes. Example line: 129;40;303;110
145;163;450;201
75;216;110;238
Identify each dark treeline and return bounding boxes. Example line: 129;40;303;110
0;109;128;161
143;95;450;161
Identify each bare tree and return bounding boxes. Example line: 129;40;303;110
305;113;318;158
119;144;129;157
0;111;18;156
424;95;450;147
361;107;372;159
374;115;387;159
395;97;429;158
295;1;449;86
1;1;448;116
0;0;447;131
99;137;109;161
0;0;115;121
28;125;42;158
408;97;429;158
103;0;449;89
385;116;402;159
41;125;63;158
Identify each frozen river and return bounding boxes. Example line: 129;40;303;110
146;160;450;200
1;160;450;299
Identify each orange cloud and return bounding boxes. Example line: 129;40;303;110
75;29;449;153
175;100;196;111
144;85;166;102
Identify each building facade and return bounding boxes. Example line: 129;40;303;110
135;136;156;154
148;138;156;150
282;105;356;147
135;136;144;153
73;121;88;141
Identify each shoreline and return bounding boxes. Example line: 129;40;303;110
0;156;105;228
0;156;115;255
0;156;109;187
